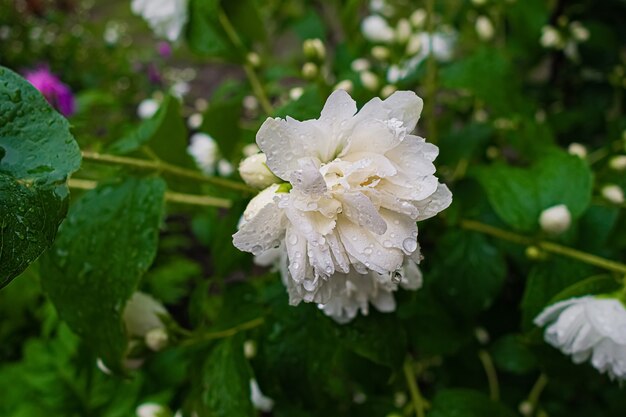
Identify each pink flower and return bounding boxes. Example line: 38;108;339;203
24;67;75;116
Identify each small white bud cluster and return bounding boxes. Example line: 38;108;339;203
539;204;572;235
239;153;280;189
540;18;590;61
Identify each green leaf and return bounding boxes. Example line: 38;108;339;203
0;66;81;288
490;334;537;375
109;96;193;169
186;0;236;60
338;312;407;369
41;177;166;371
200;97;242;160
431;230;507;315
200;337;254;417
429;389;517;417
474;149;593;232
549;275;621;305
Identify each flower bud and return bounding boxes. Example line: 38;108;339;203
518;401;534;417
124;292;168;340
239;153;280;189
472;0;487;5
244;340;257;358
475;16;495;41
145;327;169;352
406;34;423;55
539;204;571;234
303;38;326;60
371;45;390;60
525;246;543;260
608;155;626;171
217;159;234;177
474;327;490;344
351;58;370;72
395;18;412;43
393;392;407;408
246;52;261;67
567;142;587;158
334;79;354;93
361;15;394;43
187;132;218;175
136;403;170;417
540;26;563;49
569;21;589;42
301;62;318;79
380;84;397;99
360;71;379;91
289;87;304;101
137;98;160;119
187;112;203;129
410;9;427;28
602;184;625;204
242;143;260;157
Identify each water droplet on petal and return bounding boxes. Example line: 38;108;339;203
402;238;418;253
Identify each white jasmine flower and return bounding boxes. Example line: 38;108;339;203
250;379;274;412
567;142;587;158
360;71;380;91
539;204;572;235
131;0;188;42
239;153;280;189
137;98;160;119
602;184;625;204
475;16;495;41
233;90;452;305
334;80;354;93
362;15;395;43
217;159;235;177
540;25;563;49
316;258;423;323
124;292;168;340
535;296;626;380
136;403;169;417
609;155;626;171
569;21;590;42
187;132;218;175
387;32;455;83
395;19;412;43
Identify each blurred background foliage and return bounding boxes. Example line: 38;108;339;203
1;0;626;416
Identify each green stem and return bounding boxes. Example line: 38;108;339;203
181;317;264;346
217;8;274;115
478;349;500;401
80;151;256;194
526;373;549;415
69;178;232;208
460;219;626;274
424;0;438;144
403;357;426;417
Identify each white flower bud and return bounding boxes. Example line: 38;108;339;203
360;71;379;91
602;184;625;204
410;9;427;28
250;379;274;412
540;25;563;49
371;45;390;60
351;58;371;72
243;95;259;112
187;113;203;129
518;401;534;417
472;0;488;5
393;392;407;408
289;87;304;101
609;155;626;171
239;153;280;189
243;183;281;222
301;62;318;79
243;340;257;358
145;327;169;352
243;143;261;157
380;84;397;99
406;34;422;55
569;21;589;42
187;133;218;175
246;52;261;67
474;327;490;345
334;79;354;93
353;391;367;404
136;403;169;417
194;98;208;112
395;18;412;43
217;159;234;177
303;38;326;60
137;98;160;119
361;15;394;43
124;293;168;339
539;204;572;234
475;16;495;41
567;142;587;158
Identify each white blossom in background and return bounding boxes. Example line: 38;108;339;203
387;32;455;83
316;257;423;323
187;112;203;129
243;143;261;157
217;159;235;177
170;80;190;99
602;184;625;204
239;153;280;189
361;15;395;43
137;98;160;119
567;142;587;158
334;79;354;93
124;292;168;341
250;379;274;413
360;71;380;91
535;296;626;380
233;90;452;309
410;9;427;28
351;58;371;72
187;132;218;175
395;18;412;43
475;16;495;41
608;155;626;171
136;403;170;417
539;204;571;235
540;25;563;49
131;0;188;42
569;21;590;42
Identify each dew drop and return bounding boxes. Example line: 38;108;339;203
402;238;418;253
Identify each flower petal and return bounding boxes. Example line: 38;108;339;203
233;202;286;255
